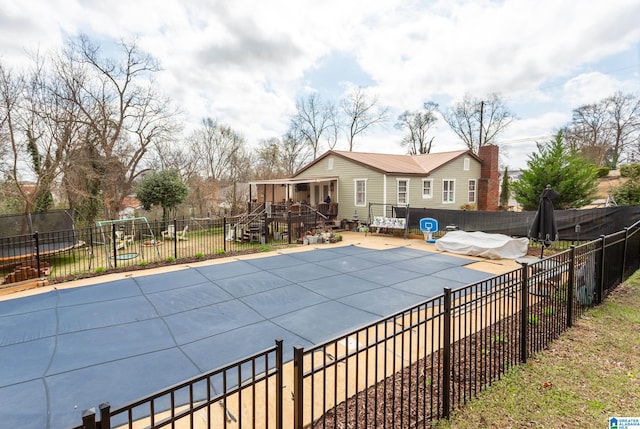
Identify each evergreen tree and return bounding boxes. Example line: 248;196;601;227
499;167;510;209
136;170;189;223
512;132;599;210
612;165;640;205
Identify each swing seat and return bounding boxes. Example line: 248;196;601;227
114;253;138;260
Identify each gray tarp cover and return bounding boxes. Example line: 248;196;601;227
435;230;529;259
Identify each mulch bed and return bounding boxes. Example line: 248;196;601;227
313;300;560;429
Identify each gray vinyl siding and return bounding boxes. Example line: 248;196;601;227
294;153;483;219
425;156;482;208
295;154;385;221
384;157;482;210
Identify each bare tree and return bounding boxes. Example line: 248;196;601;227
61;35;179;219
223;143;252;215
148;137;198;180
0;65;17;168
563;100;612;166
341;87;389;151
253;132;312;179
0;58;84;214
441;93;513;154
187;118;247;182
281;131;312;175
563;92;640;168
254;138;286;180
605;91;639;167
289;93;337;159
0;64;27;210
186;118;251;215
395;102;439;154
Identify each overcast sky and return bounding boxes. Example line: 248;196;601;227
1;0;640;169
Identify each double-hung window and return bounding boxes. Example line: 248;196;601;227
354;179;366;206
468;179;476;204
442;179;455;204
397;179;409;205
422;179;433;199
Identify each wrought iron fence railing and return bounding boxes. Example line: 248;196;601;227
1;214;332;288
21;217;640;428
72;340;283;429
289;221;639;428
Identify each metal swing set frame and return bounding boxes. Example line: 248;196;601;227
94;217;160;268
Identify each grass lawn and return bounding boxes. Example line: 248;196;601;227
434;273;640;429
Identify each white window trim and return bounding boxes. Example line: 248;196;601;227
463;157;470;171
354;178;367;207
328;158;334;170
397;178;410;206
422;179;433;199
468;179;477;204
442;179;455;204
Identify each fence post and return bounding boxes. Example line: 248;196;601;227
519;262;529;363
33;232;41;278
173;219;178;259
275;339;283;429
223;217;227;253
98;402;111;429
81;408;97;429
263;212;268;244
622;227;630;282
442;287;452;419
293;346;304;429
287;211;292;245
111;224;117;269
566;246;575;328
596;235;606;304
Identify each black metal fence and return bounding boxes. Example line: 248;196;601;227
72;340;284;429
291;221;640;428
0;212;327;287
41;219;640;428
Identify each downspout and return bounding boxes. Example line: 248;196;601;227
383;174;387;214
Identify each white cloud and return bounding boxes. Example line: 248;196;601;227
1;0;639;164
562;72;619;106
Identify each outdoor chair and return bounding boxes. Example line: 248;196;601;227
176;225;189;240
161;224;175;240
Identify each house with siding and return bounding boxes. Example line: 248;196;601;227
249;144;500;225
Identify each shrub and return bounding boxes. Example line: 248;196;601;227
620;163;640;178
612;180;640;205
166;256;175;262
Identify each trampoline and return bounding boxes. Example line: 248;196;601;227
0;244;496;429
0;241;82;265
0;211;82;266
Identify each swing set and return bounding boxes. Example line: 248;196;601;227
95;217;160;268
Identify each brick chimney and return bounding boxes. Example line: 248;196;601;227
477;144;499;211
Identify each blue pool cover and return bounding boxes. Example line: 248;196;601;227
0;245;492;428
